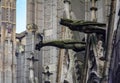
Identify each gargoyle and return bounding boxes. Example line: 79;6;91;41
60;18;106;34
35;40;86;52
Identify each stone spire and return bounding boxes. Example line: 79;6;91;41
0;0;16;83
27;24;38;83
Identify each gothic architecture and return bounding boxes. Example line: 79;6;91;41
0;0;16;83
20;0;110;83
0;0;119;83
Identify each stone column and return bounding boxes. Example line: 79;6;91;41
27;23;38;83
0;0;16;83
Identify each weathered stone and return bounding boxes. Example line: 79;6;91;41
60;18;106;34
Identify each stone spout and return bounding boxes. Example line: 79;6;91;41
35;40;86;52
60;18;106;34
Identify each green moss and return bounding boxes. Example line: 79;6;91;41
61;18;106;27
42;39;86;50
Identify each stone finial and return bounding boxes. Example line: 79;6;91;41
27;56;39;62
90;7;98;11
64;0;71;4
27;23;38;32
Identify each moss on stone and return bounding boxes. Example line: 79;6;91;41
60;18;106;34
60;18;106;27
40;40;86;52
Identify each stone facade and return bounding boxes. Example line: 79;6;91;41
20;0;110;83
25;0;86;83
0;0;116;83
0;0;16;83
